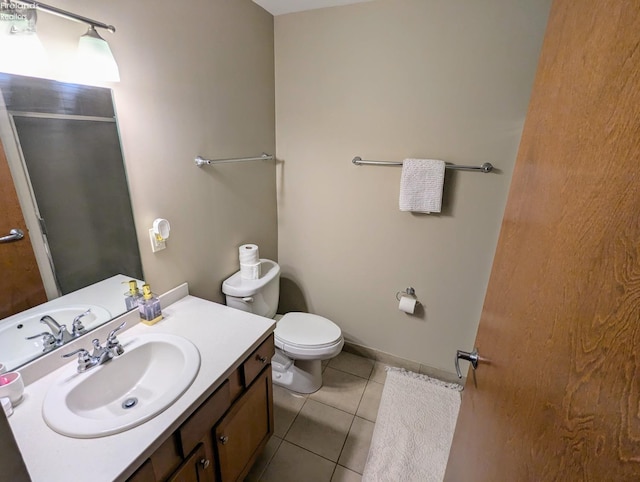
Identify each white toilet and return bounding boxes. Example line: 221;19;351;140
222;259;343;393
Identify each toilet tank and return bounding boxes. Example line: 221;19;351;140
221;259;280;318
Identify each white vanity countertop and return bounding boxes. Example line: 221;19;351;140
7;293;275;482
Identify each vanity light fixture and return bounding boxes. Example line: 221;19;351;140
8;1;119;82
0;6;49;77
77;25;120;82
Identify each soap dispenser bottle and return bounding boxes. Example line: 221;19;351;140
138;284;163;326
124;280;143;310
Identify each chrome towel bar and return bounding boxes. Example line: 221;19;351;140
195;153;274;167
352;156;493;173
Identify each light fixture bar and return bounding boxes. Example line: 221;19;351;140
12;1;116;32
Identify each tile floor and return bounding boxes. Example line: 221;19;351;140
244;351;391;482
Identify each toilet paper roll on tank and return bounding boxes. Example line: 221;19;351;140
239;244;261;280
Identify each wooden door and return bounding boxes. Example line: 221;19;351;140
445;1;640;480
0;137;46;318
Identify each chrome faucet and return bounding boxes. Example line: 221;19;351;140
62;321;126;373
40;315;74;344
26;310;92;350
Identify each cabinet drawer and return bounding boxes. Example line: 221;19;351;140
180;381;230;458
242;335;274;387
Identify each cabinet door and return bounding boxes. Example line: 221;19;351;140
127;459;155;482
168;443;214;482
215;367;274;482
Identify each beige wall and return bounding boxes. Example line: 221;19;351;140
32;0;277;301
275;0;551;374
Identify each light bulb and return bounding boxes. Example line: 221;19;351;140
76;25;120;82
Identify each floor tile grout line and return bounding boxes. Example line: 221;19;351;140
253;436;282;481
335;412;358;473
325;363;375;381
328;461;339;481
280;438;343;465
337;463;363;476
357;378;384;423
307;397;361;417
353;372;371;416
279;396;309;440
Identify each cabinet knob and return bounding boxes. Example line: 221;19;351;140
199;458;210;469
256;355;267;364
219;435;229;445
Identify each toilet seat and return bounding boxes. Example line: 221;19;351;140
275;312;342;347
275;312;343;360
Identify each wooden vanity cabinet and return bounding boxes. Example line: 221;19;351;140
127;335;274;482
128;459;156;482
168;444;214;482
216;367;273;481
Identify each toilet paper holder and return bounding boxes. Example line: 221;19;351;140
396;287;419;304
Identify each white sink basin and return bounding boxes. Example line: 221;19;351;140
42;333;200;438
0;304;112;370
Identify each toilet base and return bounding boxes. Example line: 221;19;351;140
271;351;322;394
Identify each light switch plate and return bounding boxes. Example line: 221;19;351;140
149;228;166;253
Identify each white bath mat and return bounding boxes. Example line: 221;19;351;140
362;368;462;482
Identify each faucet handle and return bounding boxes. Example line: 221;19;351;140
107;321;126;341
73;309;91;324
56;324;70;342
26;332;57;350
26;332;52;340
63;348;90;359
72;309;91;336
108;340;125;356
62;348;94;373
106;322;126;356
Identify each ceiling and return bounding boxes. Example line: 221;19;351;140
252;0;374;16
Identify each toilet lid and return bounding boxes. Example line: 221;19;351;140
275;312;342;348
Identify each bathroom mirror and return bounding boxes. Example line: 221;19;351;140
0;73;143;371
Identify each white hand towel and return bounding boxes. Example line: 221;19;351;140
399;159;446;213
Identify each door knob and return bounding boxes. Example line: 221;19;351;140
455;348;479;379
219;435;229;445
0;228;24;243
